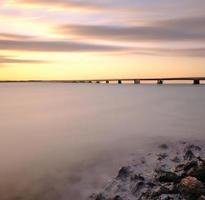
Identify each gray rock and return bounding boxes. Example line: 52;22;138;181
159;144;169;150
95;193;106;200
184;149;195;160
117;166;131;180
113;195;123;200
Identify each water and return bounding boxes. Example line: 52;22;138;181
0;83;205;200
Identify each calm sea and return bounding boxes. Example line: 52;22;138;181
0;83;205;200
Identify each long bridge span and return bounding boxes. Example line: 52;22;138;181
61;77;205;85
1;77;205;84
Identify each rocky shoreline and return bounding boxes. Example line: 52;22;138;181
89;141;205;200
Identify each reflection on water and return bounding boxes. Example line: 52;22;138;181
0;83;205;200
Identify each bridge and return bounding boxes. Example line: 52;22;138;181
62;77;205;85
0;77;205;84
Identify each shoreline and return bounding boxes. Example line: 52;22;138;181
89;141;205;200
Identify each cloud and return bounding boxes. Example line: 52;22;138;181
58;16;205;42
0;33;34;40
15;0;105;11
1;39;204;57
155;16;205;32
131;47;205;57
0;39;127;52
14;0;138;13
0;56;46;64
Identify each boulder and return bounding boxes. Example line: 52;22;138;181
155;169;180;183
113;195;123;200
117;166;131;179
184;149;195;160
198;195;205;200
95;194;106;200
179;176;205;198
187;162;205;182
175;160;198;173
159;144;169;149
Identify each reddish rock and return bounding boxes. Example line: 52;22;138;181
179;176;205;197
198;195;205;200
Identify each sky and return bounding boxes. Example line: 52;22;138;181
0;0;205;80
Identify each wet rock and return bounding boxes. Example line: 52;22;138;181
95;193;106;200
131;181;144;194
141;157;146;164
131;174;144;181
179;176;205;198
198;195;205;200
175;160;198;173
155;169;180;183
188;145;202;151
89;142;205;200
172;156;181;163
157;153;168;161
151;186;171;198
183;160;198;171
147;181;156;188
159;144;169;149
117;166;131;179
187;162;205;182
113;195;123;200
151;183;178;198
155;194;183;200
137;188;152;199
184;149;195;160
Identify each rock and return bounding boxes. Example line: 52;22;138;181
156;194;183;200
184;149;195;160
157;153;168;160
140;157;146;164
151;186;170;198
131;181;144;194
95;194;106;200
151;183;178;198
89;143;205;200
179;176;205;198
113;195;123;200
183;160;198;171
198;195;205;200
155;169;180;183
188;144;202;151
117;166;131;179
131;174;144;181
172;156;181;163
187;163;205;182
159;144;169;149
175;160;198;173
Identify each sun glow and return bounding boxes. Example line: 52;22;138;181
0;0;205;80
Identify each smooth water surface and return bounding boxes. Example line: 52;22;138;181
0;83;205;200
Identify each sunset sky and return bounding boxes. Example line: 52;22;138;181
0;0;205;80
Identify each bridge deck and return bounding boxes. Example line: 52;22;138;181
0;77;205;84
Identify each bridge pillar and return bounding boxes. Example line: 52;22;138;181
96;81;100;84
193;79;200;85
118;80;122;84
157;80;163;84
88;81;92;83
134;80;140;84
106;80;109;84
